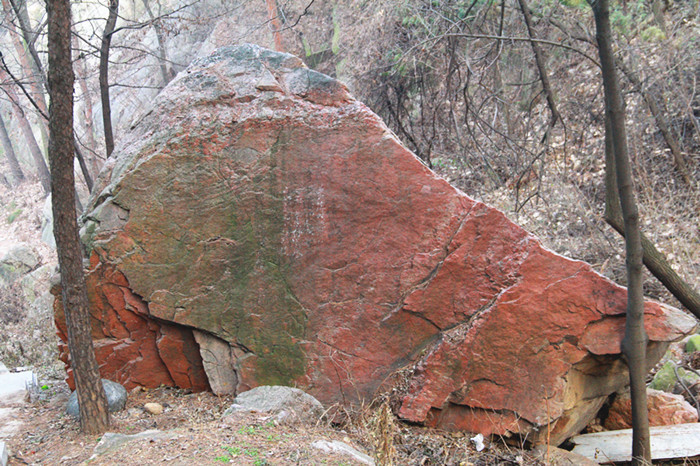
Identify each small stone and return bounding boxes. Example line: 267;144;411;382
144;402;164;415
686;335;700;353
91;430;177;458
311;440;374;465
0;244;39;286
66;379;127;419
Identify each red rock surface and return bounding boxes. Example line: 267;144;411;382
605;388;698;429
52;263;209;392
54;44;697;444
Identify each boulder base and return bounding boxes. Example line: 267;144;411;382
54;44;696;444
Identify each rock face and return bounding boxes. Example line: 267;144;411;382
0;244;39;286
54;44;697;444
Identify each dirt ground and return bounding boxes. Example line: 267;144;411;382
4;383;370;465
2;382;541;466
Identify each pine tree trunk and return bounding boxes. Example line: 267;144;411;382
592;0;651;463
47;0;109;435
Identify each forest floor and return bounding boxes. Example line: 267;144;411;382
2;382;544;465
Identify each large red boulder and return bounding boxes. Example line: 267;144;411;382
55;44;696;444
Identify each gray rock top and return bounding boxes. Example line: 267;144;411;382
223;385;324;424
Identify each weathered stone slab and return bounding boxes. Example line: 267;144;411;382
55;44;696;444
193;330;237;395
223;385;324;424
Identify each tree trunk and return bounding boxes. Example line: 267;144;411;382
615;57;692;187
604;203;700;320
73;34;102;178
592;0;651;463
0;111;25;185
1;0;50;151
47;0;109;435
0;67;51;193
517;0;561;131
9;0;45;91
100;0;119;158
142;0;175;87
265;0;284;52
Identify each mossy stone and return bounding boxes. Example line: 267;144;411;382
685;334;700;353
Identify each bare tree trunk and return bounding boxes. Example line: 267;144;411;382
73;35;101;177
592;0;651;463
9;0;44;89
47;0;109;435
517;0;561;130
265;0;284;52
615;58;693;186
605;196;700;319
100;0;119;158
0;67;51;193
1;0;50;151
0;111;25;185
547;16;700;317
141;0;175;87
3;0;94;191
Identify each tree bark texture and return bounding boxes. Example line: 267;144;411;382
592;1;651;463
100;0;119;158
47;0;109;434
0;111;25;184
0;66;51;193
604;204;700;320
603;71;700;322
